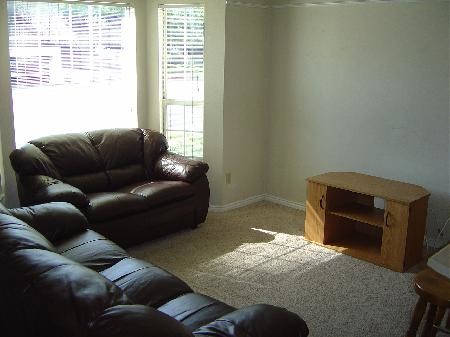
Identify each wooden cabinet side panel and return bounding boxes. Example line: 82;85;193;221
305;182;327;243
382;201;409;272
404;197;428;269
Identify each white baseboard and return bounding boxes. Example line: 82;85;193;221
209;194;266;212
263;194;306;211
209;194;305;212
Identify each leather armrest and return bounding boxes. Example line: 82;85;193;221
153;153;209;183
21;175;89;208
193;304;309;337
89;305;194;337
9;202;88;243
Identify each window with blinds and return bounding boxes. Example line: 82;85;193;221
7;0;137;147
159;5;204;159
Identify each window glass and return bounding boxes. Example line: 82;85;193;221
159;5;204;158
7;1;137;147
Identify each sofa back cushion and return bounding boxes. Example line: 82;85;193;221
30;133;110;193
88;129;147;189
11;128;171;194
31;133;103;176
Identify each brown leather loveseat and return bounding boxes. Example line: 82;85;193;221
0;201;309;337
9;128;209;246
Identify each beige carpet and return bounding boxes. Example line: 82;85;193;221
128;201;432;337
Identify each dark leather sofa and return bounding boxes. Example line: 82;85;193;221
9;128;209;247
0;202;309;337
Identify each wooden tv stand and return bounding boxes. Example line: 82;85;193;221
305;172;429;272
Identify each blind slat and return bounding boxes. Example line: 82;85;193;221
159;6;204;159
8;0;137;147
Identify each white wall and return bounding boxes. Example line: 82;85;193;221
203;0;227;205
0;0;19;207
222;4;270;204
267;1;450;237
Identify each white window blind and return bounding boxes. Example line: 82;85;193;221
7;0;137;147
159;5;204;158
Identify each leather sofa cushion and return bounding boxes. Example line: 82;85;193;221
30;133;102;176
10;143;61;178
88;129;143;170
64;171;109;193
193;304;310;337
56;230;128;272
100;257;192;308
7;248;129;337
89;304;194;337
107;164;147;190
87;192;148;222
119;181;194;208
158;293;235;332
0;214;56;253
9;202;88;244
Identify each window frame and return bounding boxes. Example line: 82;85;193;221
158;3;205;159
6;0;138;147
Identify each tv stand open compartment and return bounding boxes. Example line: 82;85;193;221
305;172;429;272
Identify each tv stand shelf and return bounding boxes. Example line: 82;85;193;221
305;172;429;272
330;203;384;228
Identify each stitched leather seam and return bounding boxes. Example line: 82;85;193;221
102;264;150;282
58;238;115;254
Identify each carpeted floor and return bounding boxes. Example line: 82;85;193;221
128;201;436;337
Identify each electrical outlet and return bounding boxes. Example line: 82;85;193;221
225;173;231;185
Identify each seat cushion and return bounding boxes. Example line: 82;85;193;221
158;293;235;332
56;230;128;272
100;257;192;308
86;192;148;223
118;181;194;208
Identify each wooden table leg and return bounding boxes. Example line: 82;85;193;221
406;297;427;337
421;304;437;337
429;307;445;337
